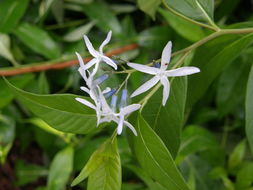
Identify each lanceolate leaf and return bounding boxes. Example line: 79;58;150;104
47;146;74;190
246;64;253;154
0;74;34;108
142;77;187;158
137;0;161;19
14;22;60;59
4;78;97;134
83;2;122;35
159;8;205;42
163;0;214;24
187;33;253;108
132;114;190;190
72;138;121;190
216;57;251;116
0;0;29;33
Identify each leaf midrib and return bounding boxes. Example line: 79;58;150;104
138;117;189;190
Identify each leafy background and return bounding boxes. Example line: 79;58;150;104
1;0;253;190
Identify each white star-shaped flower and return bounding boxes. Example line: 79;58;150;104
127;41;200;106
77;30;117;73
98;92;141;136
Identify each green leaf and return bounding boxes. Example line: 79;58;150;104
142;77;187;158
0;115;15;164
216;57;251;116
15;160;48;186
38;72;50;94
72;138;121;190
132;114;190;190
14;22;60;59
0;0;29;33
159;8;205;42
163;0;214;23
246;64;253;154
0;74;34;108
47;146;74;190
4;78;97;134
39;0;57;18
0;33;17;65
138;26;172;51
63;21;96;42
187;33;253;108
228;139;246;170
137;0;161;19
235;162;253;190
83;2;122;35
179;126;220;159
178;125;224;166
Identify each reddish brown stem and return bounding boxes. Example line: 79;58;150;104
0;44;138;76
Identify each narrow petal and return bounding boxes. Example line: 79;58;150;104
120;104;141;115
131;76;160;97
124;121;137;136
165;66;200;77
99;31;112;54
90;62;100;78
75;52;85;68
99;117;111;124
83;35;98;57
117;115;124;135
78;67;87;81
160;77;170;106
161;41;172;70
84;58;97;70
127;62;158;75
75;98;96;110
80;86;90;94
102;56;118;70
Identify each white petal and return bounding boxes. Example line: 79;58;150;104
117;115;124;135
78;67;87;81
84;58;98;70
76;52;85;69
80;86;90;94
75;98;96;110
89;62;100;78
99;117;111;124
99;31;112;54
160;77;170;106
165;66;200;77
102;56;117;70
131;76;160;97
127;62;158;75
161;41;172;70
124;121;137;136
120;104;141;115
83;35;98;57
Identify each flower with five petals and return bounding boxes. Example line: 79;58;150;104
77;30;117;73
127;41;200;106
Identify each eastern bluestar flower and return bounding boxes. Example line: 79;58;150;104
76;30;117;74
127;41;200;106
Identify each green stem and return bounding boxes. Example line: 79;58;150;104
115;73;131;94
172;28;253;57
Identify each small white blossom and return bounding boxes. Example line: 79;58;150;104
127;41;200;106
98;89;141;135
78;30;117;73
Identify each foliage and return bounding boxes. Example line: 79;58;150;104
1;0;253;190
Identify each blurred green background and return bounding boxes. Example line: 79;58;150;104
1;0;253;190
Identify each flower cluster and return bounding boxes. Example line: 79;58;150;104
75;31;141;136
75;31;200;136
